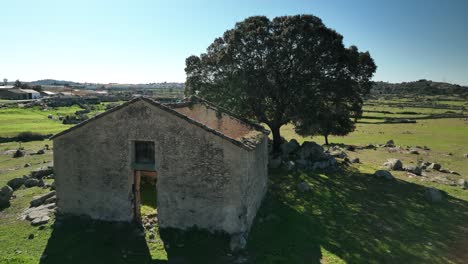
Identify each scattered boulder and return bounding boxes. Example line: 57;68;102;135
13;149;25;158
7;177;25;190
409;149;419;155
31;167;54;179
464;154;468;158
0;185;14;206
296;141;327;161
420;161;431;169
36;149;45;155
404;165;422;175
350;158;360;163
383;159;403;171
385;140;395;147
30;191;56;207
344;145;356;151
24;178;40;188
457;179;468;189
428;163;441;171
329;150;347;159
230;233;247;252
364;144;376;149
425;187;444;203
24;163;31;168
450;171;460;176
297;181;310;192
374;170;395;180
280;139;300;157
439;169;450;174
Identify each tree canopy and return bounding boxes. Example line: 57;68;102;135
185;15;376;152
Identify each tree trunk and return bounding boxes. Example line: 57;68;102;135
324;134;329;145
270;124;282;154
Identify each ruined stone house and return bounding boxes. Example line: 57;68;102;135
51;96;268;237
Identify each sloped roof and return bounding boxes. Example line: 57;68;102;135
51;96;268;150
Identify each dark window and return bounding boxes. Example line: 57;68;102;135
135;141;155;164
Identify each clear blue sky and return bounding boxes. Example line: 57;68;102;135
1;0;467;85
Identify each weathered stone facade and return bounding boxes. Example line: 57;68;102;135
52;97;268;236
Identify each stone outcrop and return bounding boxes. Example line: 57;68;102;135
0;185;14;206
383;159;403;171
374;170;395;180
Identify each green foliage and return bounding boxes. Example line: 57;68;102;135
185;15;376;152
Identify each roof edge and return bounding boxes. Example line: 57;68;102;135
50;97;266;151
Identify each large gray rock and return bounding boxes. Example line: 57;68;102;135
428;163;441;171
24;178;40;188
280;139;300;156
374;170;395;180
464;154;468;158
296;141;327;161
383;159;403;171
31;167;54;179
350;158;360;163
30;191;56;207
0;185;14;206
425;187;443;203
404;165;422;175
230;233;247;252
7;177;26;190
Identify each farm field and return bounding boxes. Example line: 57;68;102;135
0;96;467;263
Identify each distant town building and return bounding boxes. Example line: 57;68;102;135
0;87;41;100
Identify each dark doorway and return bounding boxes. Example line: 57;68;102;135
133;141;157;224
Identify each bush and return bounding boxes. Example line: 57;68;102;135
0;132;52;143
16;132;50;142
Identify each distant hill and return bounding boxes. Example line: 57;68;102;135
29;79;82;86
372;80;468;96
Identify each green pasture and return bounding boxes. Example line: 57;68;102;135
0;96;467;263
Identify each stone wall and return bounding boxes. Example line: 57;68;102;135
53;99;268;235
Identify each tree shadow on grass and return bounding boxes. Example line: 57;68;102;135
40;218;153;264
39;166;468;264
249;167;468;263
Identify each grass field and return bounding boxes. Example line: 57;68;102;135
0;97;467;263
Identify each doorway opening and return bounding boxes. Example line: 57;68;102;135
132;141;157;224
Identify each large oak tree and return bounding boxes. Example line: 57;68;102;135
185;15;376;152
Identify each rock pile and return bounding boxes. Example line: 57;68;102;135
22;191;57;226
269;140;339;171
22;203;56;226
